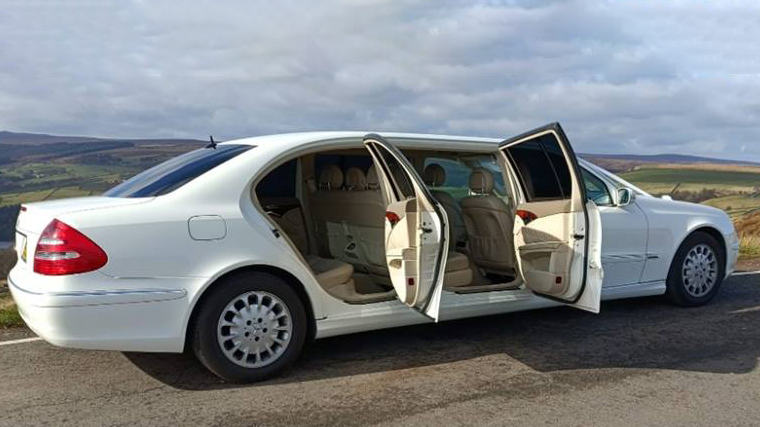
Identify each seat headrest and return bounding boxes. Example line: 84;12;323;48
344;167;367;190
423;164;446;187
366;165;380;190
469;167;494;194
318;165;343;189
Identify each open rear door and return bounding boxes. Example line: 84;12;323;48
499;123;603;313
363;134;448;321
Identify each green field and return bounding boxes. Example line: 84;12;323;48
620;167;760;193
0;186;95;207
703;195;760;219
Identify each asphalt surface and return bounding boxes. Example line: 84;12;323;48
2;274;760;427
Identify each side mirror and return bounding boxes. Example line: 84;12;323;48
617;188;635;206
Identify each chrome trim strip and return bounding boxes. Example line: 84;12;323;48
8;276;187;308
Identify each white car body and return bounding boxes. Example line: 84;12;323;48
9;129;739;354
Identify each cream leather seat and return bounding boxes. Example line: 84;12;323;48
310;165;354;260
423;164;467;248
306;256;395;304
443;252;473;289
460;168;515;275
343;166;390;279
306;255;354;291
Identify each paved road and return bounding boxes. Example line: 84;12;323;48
2;275;760;427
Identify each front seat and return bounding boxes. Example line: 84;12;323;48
460;167;515;275
422;164;467;248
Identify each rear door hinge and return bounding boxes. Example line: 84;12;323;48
271;228;281;238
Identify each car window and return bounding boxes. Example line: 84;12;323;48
422;157;470;199
581;167;613;206
105;144;253;198
256;159;297;198
374;147;414;199
468;156;507;196
422;155;507;199
504;134;570;201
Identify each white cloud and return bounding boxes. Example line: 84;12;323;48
0;0;759;161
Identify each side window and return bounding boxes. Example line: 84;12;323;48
581;168;612;206
423;157;471;199
256;159;297;198
422;155;508;199
375;146;414;200
505;134;571;201
469;156;507;196
541;136;572;197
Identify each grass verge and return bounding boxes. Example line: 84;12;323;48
739;234;760;259
0;293;24;328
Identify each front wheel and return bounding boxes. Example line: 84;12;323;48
191;272;307;382
665;232;725;307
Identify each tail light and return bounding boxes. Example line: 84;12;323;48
33;219;108;275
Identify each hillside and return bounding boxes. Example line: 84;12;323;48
580;153;760;166
0;132;206;241
579;153;760;174
0;130;203;146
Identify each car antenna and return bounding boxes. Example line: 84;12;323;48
206;135;217;149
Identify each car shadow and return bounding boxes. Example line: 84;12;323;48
124;276;760;391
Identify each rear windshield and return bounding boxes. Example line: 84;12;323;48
105;144;253;198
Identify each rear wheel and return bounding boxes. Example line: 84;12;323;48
665;232;725;307
191;272;307;382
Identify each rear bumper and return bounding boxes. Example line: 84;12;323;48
8;273;190;353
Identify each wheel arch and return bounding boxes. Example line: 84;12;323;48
183;264;319;352
671;225;728;271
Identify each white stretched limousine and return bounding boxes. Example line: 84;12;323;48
9;123;738;382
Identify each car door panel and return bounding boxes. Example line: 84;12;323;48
500;122;603;313
363;134;448;321
580;165;648;287
598;203;648;287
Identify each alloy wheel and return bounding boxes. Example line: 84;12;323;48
216;291;293;368
681;243;718;298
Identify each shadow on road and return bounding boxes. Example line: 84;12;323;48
124;277;760;391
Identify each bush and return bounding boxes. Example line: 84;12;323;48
668;188;721;203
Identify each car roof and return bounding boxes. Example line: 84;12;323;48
219;131;503;148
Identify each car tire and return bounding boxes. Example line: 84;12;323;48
191;271;307;383
665;231;725;307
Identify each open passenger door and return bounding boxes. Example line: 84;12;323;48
363;134;448;321
499;123;603;313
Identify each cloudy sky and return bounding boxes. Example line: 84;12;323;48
1;0;759;160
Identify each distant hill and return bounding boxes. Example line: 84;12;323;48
579;153;760;173
580;153;760;166
0;130;203;145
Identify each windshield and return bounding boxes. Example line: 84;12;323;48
105;144;253;198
